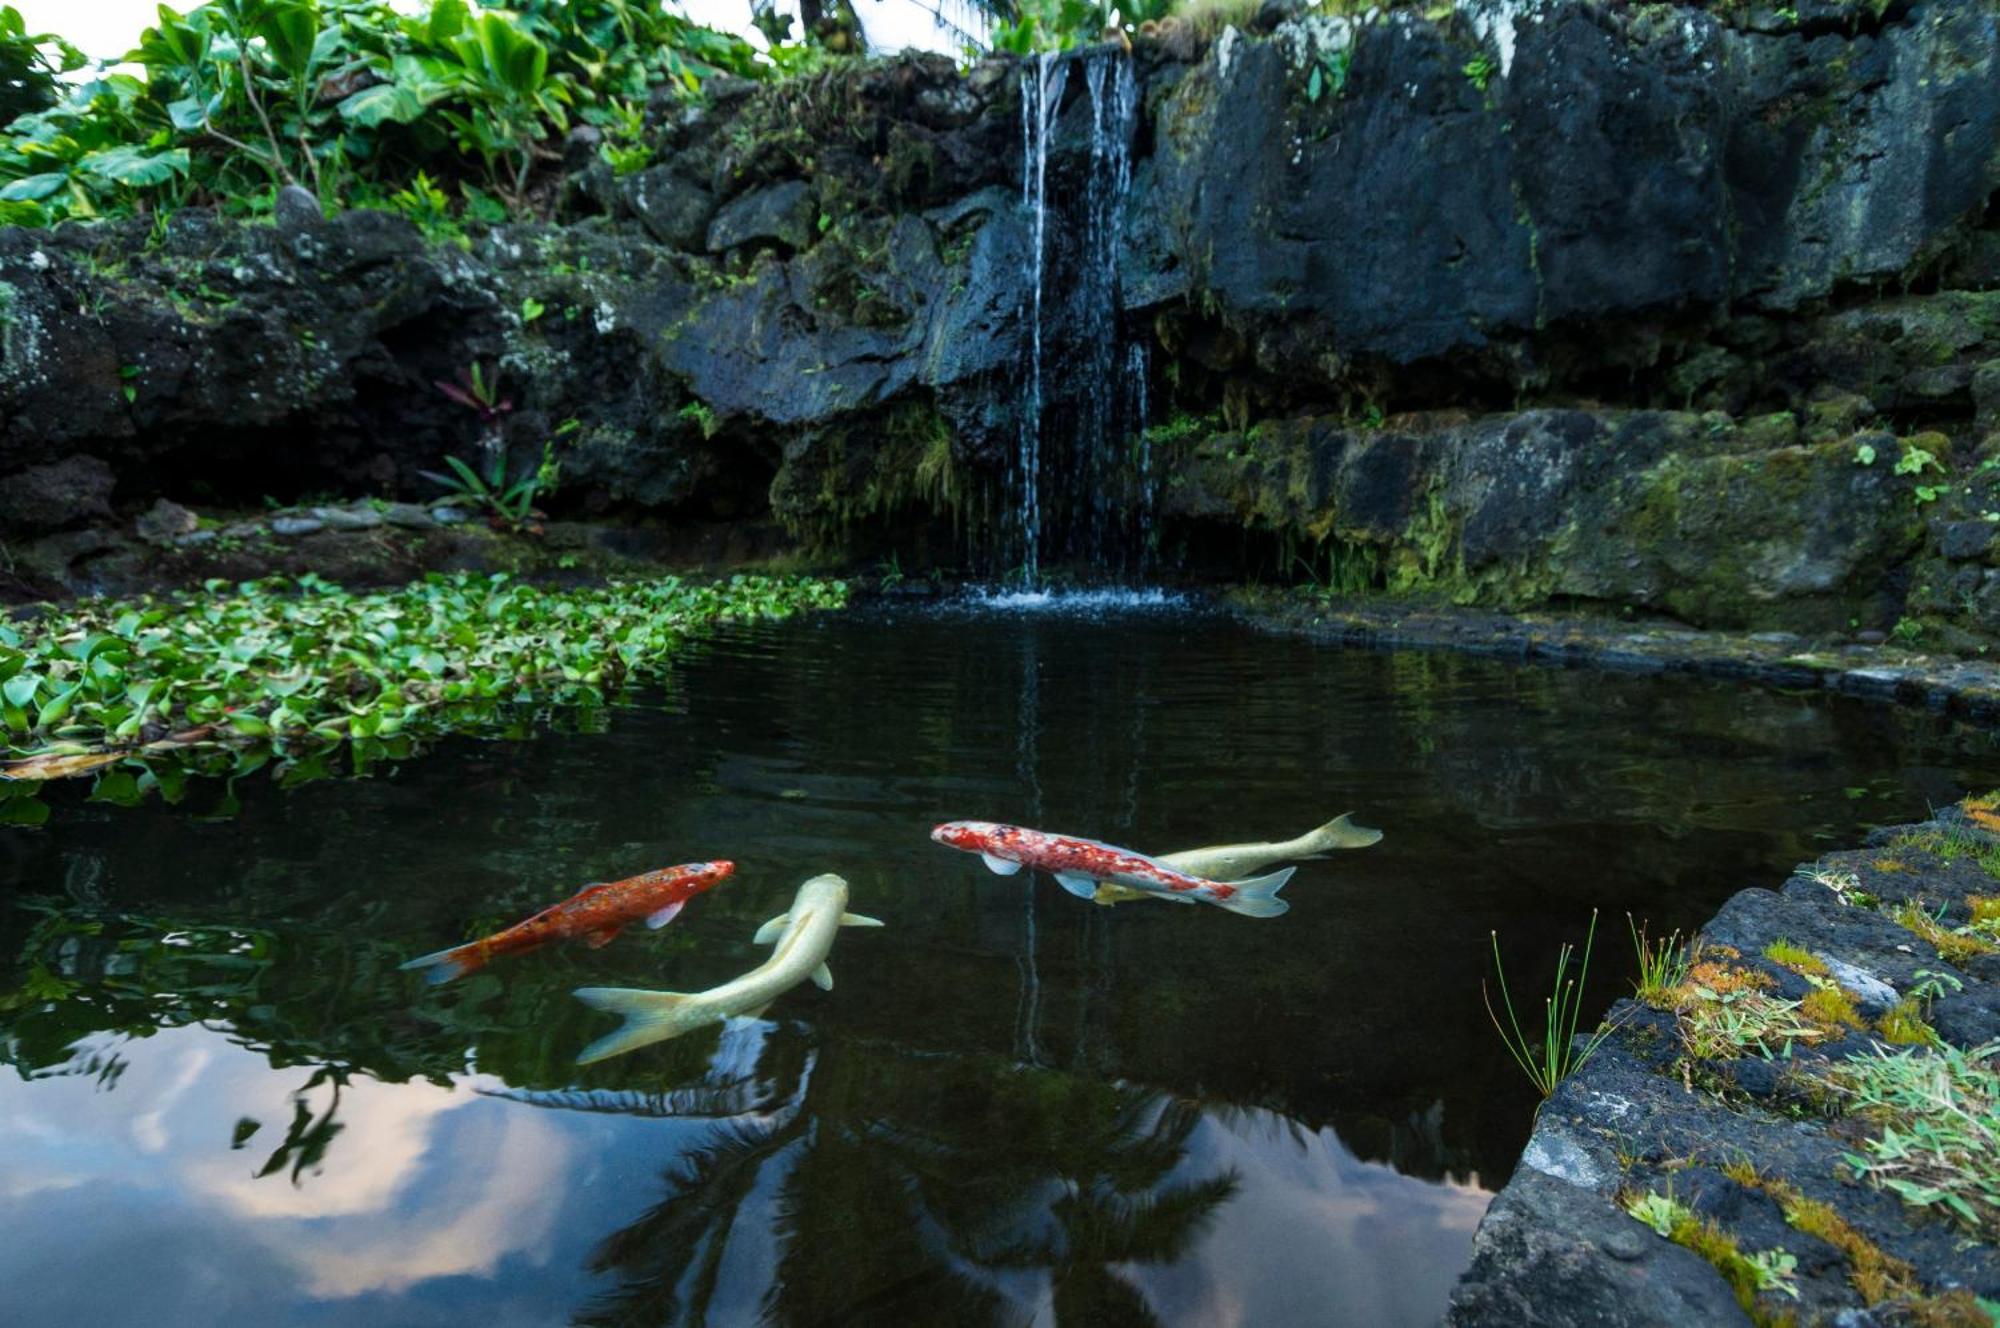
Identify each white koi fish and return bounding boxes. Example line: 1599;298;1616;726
571;873;883;1065
930;820;1293;918
1095;813;1383;905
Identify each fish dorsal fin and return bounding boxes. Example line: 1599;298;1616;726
980;853;1023;876
811;962;834;991
839;912;884;928
646;900;685;929
752;914;791;945
1053;871;1099;900
584;925;623;949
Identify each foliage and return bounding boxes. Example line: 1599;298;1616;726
0;572;847;809
0;5;84;124
0;0;773;228
1761;938;1828;978
435;360;513;424
1628;915;1694;1007
1619;1190;1802;1315
1484;910;1618;1098
420;440;558;529
1824;1039;2000;1241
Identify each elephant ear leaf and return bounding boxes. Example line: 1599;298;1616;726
79;145;190;187
254;1;320;78
337;81;424;127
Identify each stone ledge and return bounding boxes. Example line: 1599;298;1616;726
1229;589;2000;722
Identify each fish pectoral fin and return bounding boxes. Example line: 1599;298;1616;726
980;852;1024;876
811;962;834;991
752;914;791;945
1053;871;1100;900
645;900;686;929
839;912;885;928
584;925;623;949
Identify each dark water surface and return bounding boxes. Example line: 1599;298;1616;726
2;600;1995;1328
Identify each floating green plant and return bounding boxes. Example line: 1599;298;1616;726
0;571;846;811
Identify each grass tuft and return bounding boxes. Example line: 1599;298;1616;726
1878;998;1940;1046
1888;901;1999;965
1484;911;1619;1098
1629;915;1695;1007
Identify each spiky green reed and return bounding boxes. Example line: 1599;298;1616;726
1485;909;1618;1098
1628;914;1695;1006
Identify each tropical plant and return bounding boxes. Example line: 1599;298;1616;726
420;440;558;530
0;5;85;123
434;360;513;425
0;0;773;228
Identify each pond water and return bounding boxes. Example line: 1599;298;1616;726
1;599;1994;1328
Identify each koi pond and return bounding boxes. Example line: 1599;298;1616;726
1;599;1992;1327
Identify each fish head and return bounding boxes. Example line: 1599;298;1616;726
687;860;736;893
930;820;1003;853
795;872;850;912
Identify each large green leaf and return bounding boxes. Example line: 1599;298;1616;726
79;144;190;186
0;171;67;201
253;1;319;78
336;80;423;128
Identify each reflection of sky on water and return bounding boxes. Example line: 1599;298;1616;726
0;1023;1487;1327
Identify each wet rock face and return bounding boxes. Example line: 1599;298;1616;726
1144;2;2000;373
1157;409;1923;631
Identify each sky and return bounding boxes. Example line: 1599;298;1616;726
11;0;975;69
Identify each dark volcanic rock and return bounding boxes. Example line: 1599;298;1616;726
1146;2;2000;378
1448;1170;1753;1327
1157;408;1924;630
0;455;113;532
1452;815;2000;1319
705;179;816;254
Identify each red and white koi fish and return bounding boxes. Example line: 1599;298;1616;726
401;860;736;985
929;821;1291;918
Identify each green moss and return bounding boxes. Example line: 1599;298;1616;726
1763;939;1829;977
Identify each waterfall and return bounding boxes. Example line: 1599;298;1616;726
1013;46;1141;584
1016;52;1065;586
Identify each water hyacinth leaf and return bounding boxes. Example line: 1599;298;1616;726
2;673;40;708
89;769;143;806
0;792;50;826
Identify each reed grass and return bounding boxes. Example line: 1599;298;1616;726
1485;910;1618;1098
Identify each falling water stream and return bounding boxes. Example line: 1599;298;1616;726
1014;47;1143;583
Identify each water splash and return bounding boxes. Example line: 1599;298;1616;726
953;586;1192;615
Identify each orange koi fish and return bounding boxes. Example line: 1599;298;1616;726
401;860;735;985
930;821;1291;918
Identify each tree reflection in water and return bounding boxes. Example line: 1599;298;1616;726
567;1025;1239;1328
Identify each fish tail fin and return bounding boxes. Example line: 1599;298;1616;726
1298;812;1383;858
571;987;708;1064
1216;866;1294;918
399;944;482;985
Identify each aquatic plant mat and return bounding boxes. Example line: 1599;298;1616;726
0;572;846;820
1450;802;2000;1327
